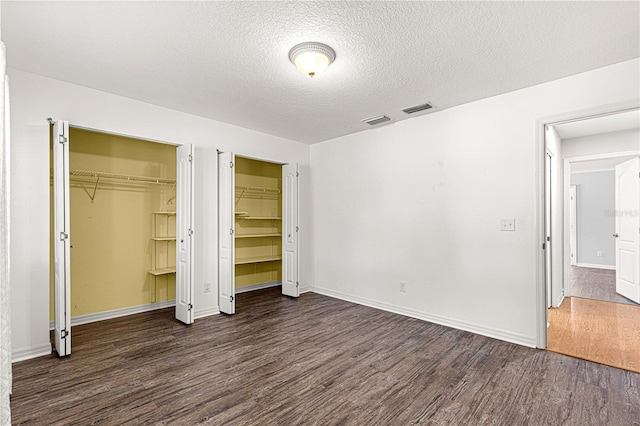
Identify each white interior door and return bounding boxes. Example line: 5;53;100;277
53;120;71;356
218;151;235;314
615;157;640;304
282;163;299;297
175;144;194;324
569;185;577;266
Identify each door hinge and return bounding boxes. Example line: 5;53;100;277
230;295;234;302
230;161;234;168
188;154;193;162
296;171;299;177
60;232;69;241
295;226;299;232
542;242;546;250
61;329;69;338
188;229;194;236
296;282;299;288
230;228;234;235
58;135;67;144
188;303;193;311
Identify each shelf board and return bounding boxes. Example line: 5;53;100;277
151;237;176;241
235;212;249;216
235;255;282;265
148;267;176;276
235;233;281;239
153;212;176;215
237;216;282;220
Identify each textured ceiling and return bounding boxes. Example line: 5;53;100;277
2;1;639;144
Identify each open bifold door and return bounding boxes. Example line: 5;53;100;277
53;120;71;356
175;144;195;324
218;151;235;314
282;163;299;297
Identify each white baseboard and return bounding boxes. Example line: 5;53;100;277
299;285;312;294
195;306;220;319
311;286;536;348
235;280;281;294
576;263;615;271
49;300;176;330
12;342;52;363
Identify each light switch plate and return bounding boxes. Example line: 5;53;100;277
500;219;516;231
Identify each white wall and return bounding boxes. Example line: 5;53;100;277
310;59;639;347
545;125;565;307
9;68;310;361
563;128;639;158
570;171;615;266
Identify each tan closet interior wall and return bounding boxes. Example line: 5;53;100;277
50;128;176;319
235;157;282;289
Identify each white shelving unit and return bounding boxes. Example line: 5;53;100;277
149;212;176;301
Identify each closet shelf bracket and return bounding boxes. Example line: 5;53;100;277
85;177;100;201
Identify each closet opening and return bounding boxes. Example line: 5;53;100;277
218;152;299;314
50;123;194;357
234;156;283;294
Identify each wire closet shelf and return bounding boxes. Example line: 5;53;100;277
69;169;176;185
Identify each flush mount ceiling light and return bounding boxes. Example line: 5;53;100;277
288;42;336;78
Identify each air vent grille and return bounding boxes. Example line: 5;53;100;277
361;115;391;126
402;102;433;114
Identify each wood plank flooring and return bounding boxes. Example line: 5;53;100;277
11;288;640;425
571;266;639;306
548;296;640;374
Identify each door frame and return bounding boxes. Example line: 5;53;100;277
50;122;191;343
563;151;639;296
544;150;553;309
569;184;577;268
534;101;640;349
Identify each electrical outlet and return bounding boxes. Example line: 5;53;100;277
500;219;516;231
400;281;406;293
596;251;603;257
204;282;211;293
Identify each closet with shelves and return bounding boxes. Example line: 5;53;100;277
218;151;299;315
234;157;283;290
50;127;177;323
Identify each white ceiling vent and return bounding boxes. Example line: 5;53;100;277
402;102;434;114
361;115;392;126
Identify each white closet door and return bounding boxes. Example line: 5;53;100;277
175;144;194;324
615;157;640;304
53;120;71;356
282;163;299;297
218;151;235;314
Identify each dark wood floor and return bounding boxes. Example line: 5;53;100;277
571;266;639;306
11;288;640;425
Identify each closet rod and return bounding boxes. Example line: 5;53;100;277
70;169;176;185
